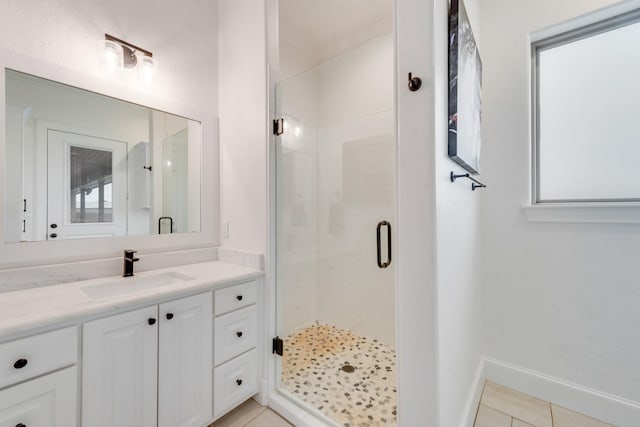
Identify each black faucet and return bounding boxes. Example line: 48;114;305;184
123;250;140;277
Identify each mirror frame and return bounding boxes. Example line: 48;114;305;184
0;49;219;269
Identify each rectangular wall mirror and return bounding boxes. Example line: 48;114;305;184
5;69;202;243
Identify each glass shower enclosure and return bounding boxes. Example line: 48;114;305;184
274;33;397;426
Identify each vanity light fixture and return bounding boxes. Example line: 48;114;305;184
103;33;156;81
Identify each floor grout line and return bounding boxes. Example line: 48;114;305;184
480;402;524;421
241;406;267;426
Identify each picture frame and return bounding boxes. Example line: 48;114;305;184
448;0;483;174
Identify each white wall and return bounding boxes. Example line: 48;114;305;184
479;0;640;406
395;0;438;423
218;0;268;254
432;0;485;425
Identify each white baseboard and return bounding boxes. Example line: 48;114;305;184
459;359;486;427
484;358;640;427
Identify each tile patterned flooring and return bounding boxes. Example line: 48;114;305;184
215;381;615;427
474;381;615;427
282;324;397;426
211;399;292;427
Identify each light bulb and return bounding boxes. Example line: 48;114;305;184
103;40;122;70
139;55;156;83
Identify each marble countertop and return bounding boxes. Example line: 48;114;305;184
0;261;262;340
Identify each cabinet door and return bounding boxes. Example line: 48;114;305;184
159;292;213;427
0;366;77;427
83;306;158;427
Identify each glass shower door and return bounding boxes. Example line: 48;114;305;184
275;34;397;426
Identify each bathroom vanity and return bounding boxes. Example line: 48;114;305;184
0;260;262;427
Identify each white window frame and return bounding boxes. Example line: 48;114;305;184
524;1;640;223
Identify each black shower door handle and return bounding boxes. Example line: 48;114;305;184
376;221;392;269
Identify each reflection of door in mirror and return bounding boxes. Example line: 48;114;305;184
47;130;128;240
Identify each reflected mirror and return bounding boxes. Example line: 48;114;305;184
4;69;201;242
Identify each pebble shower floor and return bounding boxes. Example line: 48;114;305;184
281;324;397;427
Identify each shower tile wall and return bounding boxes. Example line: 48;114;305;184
278;34;395;346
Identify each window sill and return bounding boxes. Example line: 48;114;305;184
523;203;640;224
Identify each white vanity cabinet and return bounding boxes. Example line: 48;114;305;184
213;280;259;420
0;327;78;427
82;292;213;427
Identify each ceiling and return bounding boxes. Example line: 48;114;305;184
279;0;393;63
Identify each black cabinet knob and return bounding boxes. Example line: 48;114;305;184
49;233;57;239
166;313;174;320
236;379;243;386
236;331;243;338
13;359;28;369
148;318;156;325
50;223;57;229
16;423;26;427
236;295;243;301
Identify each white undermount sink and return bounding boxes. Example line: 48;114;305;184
80;271;195;299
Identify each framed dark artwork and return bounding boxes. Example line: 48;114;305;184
448;0;482;174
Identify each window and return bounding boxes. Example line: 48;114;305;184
532;9;640;204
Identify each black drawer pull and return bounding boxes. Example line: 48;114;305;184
236;379;243;386
166;313;174;320
13;359;28;369
148;318;156;325
236;295;243;301
236;331;243;338
16;423;27;427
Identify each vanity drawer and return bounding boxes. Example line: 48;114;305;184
214;281;257;316
213;349;258;420
214;305;257;366
0;366;77;427
0;327;77;389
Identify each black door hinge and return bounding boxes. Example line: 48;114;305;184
272;336;283;356
273;118;284;136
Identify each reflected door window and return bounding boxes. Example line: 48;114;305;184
47;130;127;240
70;146;113;223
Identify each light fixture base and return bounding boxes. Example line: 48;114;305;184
122;45;138;68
